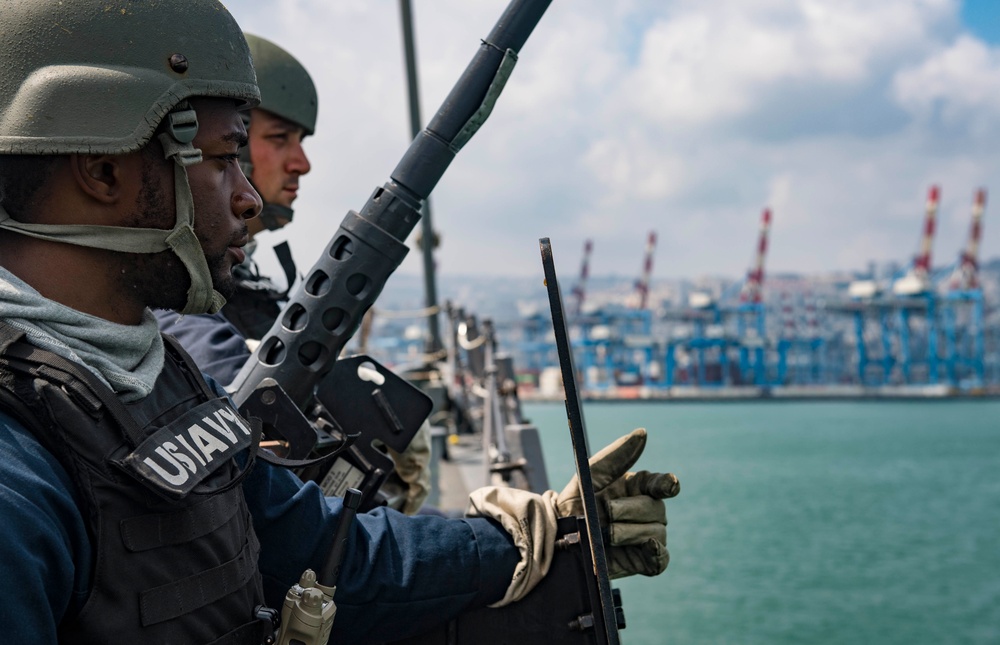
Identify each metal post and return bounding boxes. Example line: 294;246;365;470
754;303;766;385
927;296;939;384
854;310;866;385
737;309;749;384
881;309;893;385
899;308;911;384
399;0;442;354
944;298;957;386
974;292;985;386
665;341;676;387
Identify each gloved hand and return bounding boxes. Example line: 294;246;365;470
554;428;679;578
386;421;432;515
466;428;679;606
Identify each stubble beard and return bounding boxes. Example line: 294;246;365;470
117;160;238;311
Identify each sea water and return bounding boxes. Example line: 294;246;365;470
523;400;1000;645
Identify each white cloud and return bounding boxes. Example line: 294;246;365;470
222;0;1000;290
893;35;1000;135
618;0;954;128
583;135;687;202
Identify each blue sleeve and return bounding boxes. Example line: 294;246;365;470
204;377;519;643
0;404;520;645
0;413;91;644
244;460;519;643
154;309;250;386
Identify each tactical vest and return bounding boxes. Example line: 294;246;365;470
223;275;285;341
223;242;296;341
0;324;275;645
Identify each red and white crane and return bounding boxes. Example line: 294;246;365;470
893;185;940;295
948;188;987;291
571;239;593;317
633;231;657;310
739;208;772;304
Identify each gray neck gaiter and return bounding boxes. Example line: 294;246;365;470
0;266;164;402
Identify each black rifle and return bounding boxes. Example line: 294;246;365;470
228;0;555;510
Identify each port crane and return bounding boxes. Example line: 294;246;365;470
573;232;661;394
893;185;941;296
633;231;657;311
839;186;951;386
570;239;593;318
664;209;773;388
941;189;987;387
733;208;772;385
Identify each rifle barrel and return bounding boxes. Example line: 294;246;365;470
231;0;553;408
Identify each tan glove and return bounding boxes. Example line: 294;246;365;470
387;421;432;515
467;428;679;606
555;428;680;578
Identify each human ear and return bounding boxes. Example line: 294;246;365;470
69;153;128;204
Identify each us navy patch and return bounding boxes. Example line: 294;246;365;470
122;398;253;498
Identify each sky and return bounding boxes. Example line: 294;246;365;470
225;0;1000;284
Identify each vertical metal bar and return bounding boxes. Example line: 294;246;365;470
539;237;621;645
398;0;442;353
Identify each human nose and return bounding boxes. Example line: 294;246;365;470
234;170;263;220
287;140;311;176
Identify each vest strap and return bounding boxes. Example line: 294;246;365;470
273;240;297;298
140;531;261;626
204;617;274;645
120;489;242;552
0;321;148;446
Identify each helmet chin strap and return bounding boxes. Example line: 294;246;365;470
157;107;227;315
0;103;226;316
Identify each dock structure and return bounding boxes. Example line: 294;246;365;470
662;208;774;388
825;292;939;386
820;187;988;390
573;305;660;392
775;288;828;386
365;188;994;401
556;232;666;393
940;189;988;388
663;301;734;387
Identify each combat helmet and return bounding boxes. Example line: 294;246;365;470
241;34;318;230
0;0;261;314
245;34;318;138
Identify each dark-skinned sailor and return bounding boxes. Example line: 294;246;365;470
0;1;680;643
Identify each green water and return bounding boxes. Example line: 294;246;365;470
523;400;1000;645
